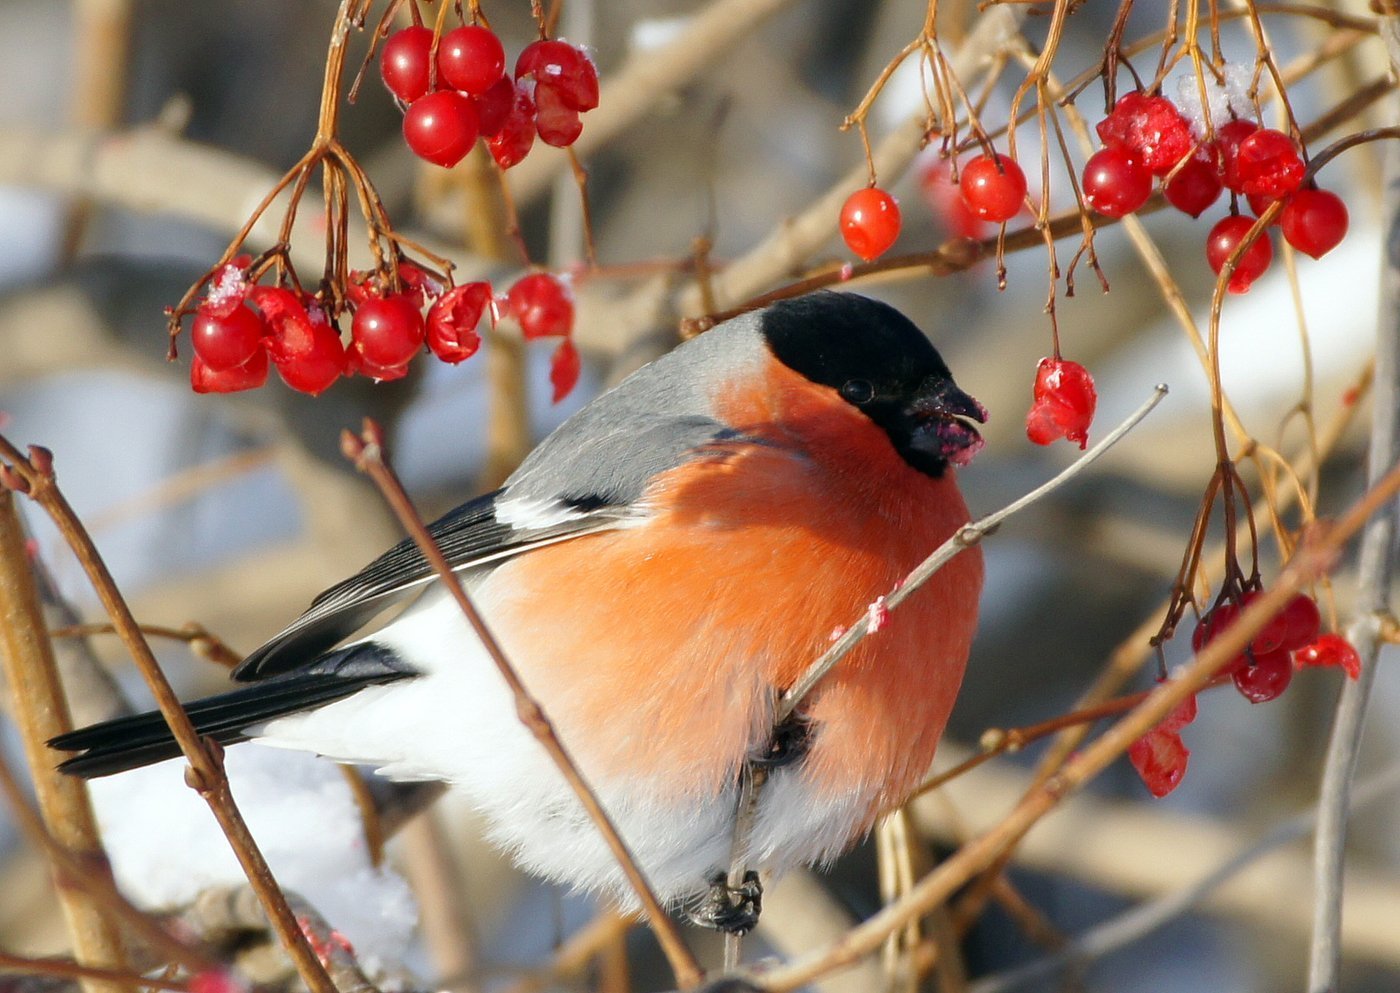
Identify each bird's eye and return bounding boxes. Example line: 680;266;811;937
840;379;875;404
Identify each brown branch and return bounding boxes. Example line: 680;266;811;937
0;952;188;993
0;438;338;993
340;420;703;989
0;492;129;993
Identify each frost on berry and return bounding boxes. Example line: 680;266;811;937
427;282;492;364
1095;92;1193;175
549;338;581;403
1295;633;1362;680
866;595;890;634
1172;64;1254;139
1129;727;1189;798
1025;357;1097;449
202;262;252;318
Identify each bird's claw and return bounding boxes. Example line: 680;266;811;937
689;871;763;934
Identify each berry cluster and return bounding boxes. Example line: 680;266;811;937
382;23;599;170
1085;91;1349;292
1025;356;1097;449
188;261;579;402
1130;590;1361;797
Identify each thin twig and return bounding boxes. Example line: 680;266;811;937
0;951;189;993
972;762;1400;993
1307;11;1400;990
0;439;338;993
340;420;703;989
780;385;1169;719
0;492;129;993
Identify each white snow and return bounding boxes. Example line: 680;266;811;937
88;745;418;971
1173;63;1254;137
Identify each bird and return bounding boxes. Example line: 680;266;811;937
51;290;986;932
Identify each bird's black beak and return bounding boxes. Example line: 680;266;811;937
907;379;988;468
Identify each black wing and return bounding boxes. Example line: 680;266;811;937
232;489;631;681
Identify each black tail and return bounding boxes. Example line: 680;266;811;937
49;643;414;778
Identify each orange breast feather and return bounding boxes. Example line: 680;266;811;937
480;358;983;813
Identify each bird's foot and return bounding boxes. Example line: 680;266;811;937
688;871;763;934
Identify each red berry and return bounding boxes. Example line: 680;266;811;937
188;970;247;993
550;338;581;403
348;350;411;382
436;25;506;96
1282;188;1349;259
1242;589;1289;654
251;288;346;395
919;160;988;240
191;303;267;371
1097;92;1193;176
507;272;574;338
1216;119;1261;192
1025;357;1096;449
488;83;536;168
1081;146;1152;218
839;187;901;261
351;295;425;368
534;81;584;147
1129;727;1189;798
1163;145;1223;218
1232;648;1293;703
1157;690;1199;735
1206;215;1273;293
403;90;479;168
427;282;491;363
1235;128;1306;199
516;40;599;112
190;348;268;394
474;74;515;138
1279;593;1321;650
958;153;1027;223
1245;191;1283;226
1295;633;1362;680
380;26;434;104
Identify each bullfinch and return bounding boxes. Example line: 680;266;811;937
51;291;986;930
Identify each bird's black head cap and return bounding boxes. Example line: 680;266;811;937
758;292;987;476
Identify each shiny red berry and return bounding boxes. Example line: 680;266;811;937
1163;145;1223;218
1245;191;1283;226
1281;188;1348;259
380;26;435;104
507;272;574;338
839;187;901;261
437;25;506;96
1206;215;1273;293
1025;357;1097;449
427;282;491;363
515;40;599;112
1129;728;1189;798
1295;633;1362;680
190;348;268;394
1232;648;1293;703
1242;590;1289;654
550;338;581;403
919;161;988;240
1216;119;1261;192
1081;146;1151;218
958;154;1027;223
534;81;583;147
351;295;425;368
191;304;267;371
403;90;479;168
1235;128;1306;199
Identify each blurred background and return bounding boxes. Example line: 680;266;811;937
1;1;1398;991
